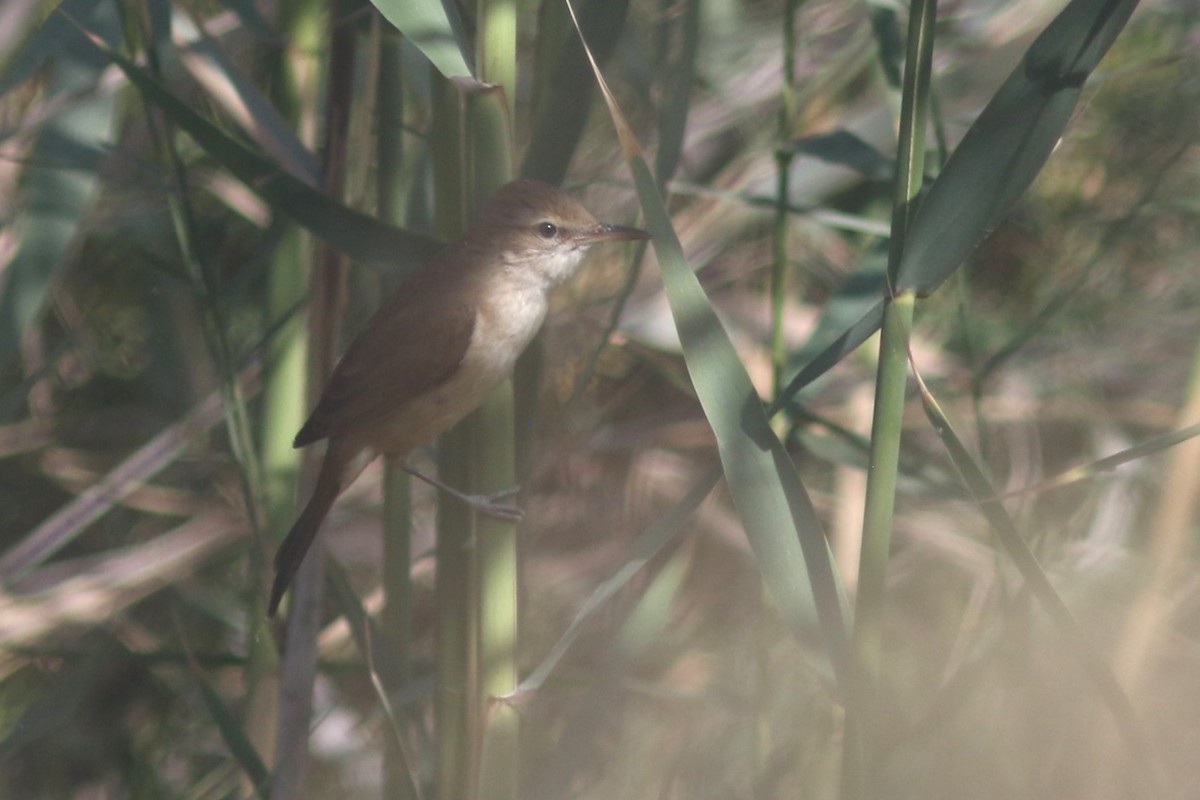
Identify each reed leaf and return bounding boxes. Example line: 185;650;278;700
369;0;473;79
897;0;1141;294
565;0;850;687
80;34;443;276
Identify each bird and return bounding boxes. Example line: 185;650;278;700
269;179;648;614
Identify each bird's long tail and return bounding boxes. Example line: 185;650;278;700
269;446;345;615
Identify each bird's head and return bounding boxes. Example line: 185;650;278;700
473;180;648;287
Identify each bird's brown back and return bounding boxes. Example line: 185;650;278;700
293;246;481;448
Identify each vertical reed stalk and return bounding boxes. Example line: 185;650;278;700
771;0;800;399
375;21;419;800
245;0;324;781
432;76;476;800
273;0;357;794
843;0;936;796
472;4;519;798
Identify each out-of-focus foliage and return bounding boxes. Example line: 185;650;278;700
0;0;1198;797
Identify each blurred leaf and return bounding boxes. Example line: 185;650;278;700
214;0;274;39
191;670;271;797
1004;423;1200;498
787;130;893;178
655;0;700;186
896;0;1140;294
0;375;244;578
326;556;381;670
173;15;320;184
145;0;171;49
868;0;903;87
0;16;120;378
0;513;239;654
524;546;693;799
0;642;116;759
0;0;107;98
369;0;473;79
910;357;1162;792
519;464;719;693
84;34;443;277
520;0;633;185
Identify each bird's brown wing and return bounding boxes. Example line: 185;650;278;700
294;267;476;447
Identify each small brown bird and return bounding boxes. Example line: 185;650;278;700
269;180;647;614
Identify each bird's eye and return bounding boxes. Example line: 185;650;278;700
537;221;558;238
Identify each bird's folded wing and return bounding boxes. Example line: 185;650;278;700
294;271;476;447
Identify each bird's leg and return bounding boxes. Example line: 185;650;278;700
399;464;524;522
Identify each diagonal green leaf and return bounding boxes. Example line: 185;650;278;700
173;15;320;184
781;253;887;396
775;298;886;415
191;670;272;797
369;0;473;80
897;0;1140;294
632;156;851;688
565;0;851;689
81;33;443;277
1003;423;1200;498
782;0;1141;385
0;0;108;98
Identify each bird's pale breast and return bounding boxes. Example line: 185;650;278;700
366;278;550;458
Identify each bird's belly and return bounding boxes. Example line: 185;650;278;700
372;370;498;456
372;296;545;457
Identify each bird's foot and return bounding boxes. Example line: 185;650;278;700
402;466;523;521
461;488;524;522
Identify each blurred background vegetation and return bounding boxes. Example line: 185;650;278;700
0;0;1198;797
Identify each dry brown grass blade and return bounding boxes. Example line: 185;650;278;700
0;365;259;580
0;510;242;676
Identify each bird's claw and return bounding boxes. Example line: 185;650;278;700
464;488;523;522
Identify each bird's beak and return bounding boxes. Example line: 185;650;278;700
580;223;650;243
